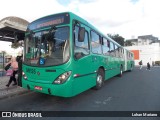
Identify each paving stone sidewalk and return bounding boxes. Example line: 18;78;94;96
0;76;30;100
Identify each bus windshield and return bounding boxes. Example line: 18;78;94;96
24;26;70;66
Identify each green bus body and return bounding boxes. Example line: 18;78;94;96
22;12;134;97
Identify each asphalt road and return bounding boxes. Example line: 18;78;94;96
0;66;160;120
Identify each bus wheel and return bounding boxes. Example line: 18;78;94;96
119;66;123;77
94;68;104;90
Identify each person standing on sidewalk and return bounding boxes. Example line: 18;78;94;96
5;57;18;87
139;60;143;69
146;62;151;70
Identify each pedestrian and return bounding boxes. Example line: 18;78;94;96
139;60;143;69
146;62;151;70
16;54;23;86
5;57;18;87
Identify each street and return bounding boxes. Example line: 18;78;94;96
0;66;160;120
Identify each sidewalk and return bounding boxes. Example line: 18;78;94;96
0;76;30;100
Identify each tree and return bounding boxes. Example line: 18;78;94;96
124;40;134;46
107;34;125;46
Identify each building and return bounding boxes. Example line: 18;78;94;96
125;35;159;46
125;35;160;66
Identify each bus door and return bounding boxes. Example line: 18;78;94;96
108;42;116;76
72;23;94;94
102;37;111;79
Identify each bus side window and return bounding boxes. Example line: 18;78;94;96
91;31;102;54
119;48;123;58
117;47;121;58
121;48;124;59
74;25;89;59
109;42;115;57
114;44;118;57
102;37;110;56
127;52;129;59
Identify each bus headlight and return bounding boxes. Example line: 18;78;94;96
53;71;71;84
22;71;28;80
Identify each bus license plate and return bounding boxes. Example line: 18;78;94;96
35;86;42;90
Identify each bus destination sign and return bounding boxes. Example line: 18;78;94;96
28;13;70;30
36;17;64;29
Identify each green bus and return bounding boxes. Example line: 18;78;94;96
22;12;134;97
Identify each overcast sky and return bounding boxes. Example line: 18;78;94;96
0;0;160;41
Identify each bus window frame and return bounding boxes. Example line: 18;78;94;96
102;37;110;56
90;30;102;55
109;42;115;57
73;21;90;60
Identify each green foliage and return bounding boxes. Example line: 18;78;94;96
125;40;134;46
107;34;125;46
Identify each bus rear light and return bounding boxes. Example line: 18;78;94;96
53;71;71;84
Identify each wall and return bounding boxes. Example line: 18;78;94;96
125;43;160;66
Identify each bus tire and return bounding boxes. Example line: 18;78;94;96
94;68;104;90
119;66;123;77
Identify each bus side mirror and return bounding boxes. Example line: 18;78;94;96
78;27;85;42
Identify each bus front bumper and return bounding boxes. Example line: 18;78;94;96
22;79;73;97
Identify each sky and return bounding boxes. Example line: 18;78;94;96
0;0;160;52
